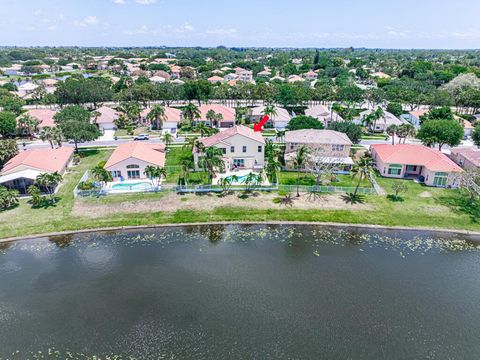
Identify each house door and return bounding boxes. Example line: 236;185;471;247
433;172;448;187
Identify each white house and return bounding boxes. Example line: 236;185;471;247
141;107;182;136
249;106;291;130
95;106;119;132
305;105;344;127
193;125;265;172
356;109;407;133
105;142;166;180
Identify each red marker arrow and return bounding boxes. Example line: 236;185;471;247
253;115;269;132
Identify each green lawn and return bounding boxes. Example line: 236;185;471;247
278;171;372;188
164;146;208;184
1;150;480;239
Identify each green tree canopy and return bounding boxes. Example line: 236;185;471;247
416;119;464;150
286;116;324;131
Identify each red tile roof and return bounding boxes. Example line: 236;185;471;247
198;104;236;121
2;147;73;174
141;107;182;123
371;144;462;172
26;109;56;128
95;106;119;124
105;142;166;168
199;125;265;148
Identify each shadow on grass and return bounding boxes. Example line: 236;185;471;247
386;194;404;202
436;192;480;223
0;203;19;212
341;193;365;205
30;197;61;209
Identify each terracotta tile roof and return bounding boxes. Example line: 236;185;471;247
141;107;182;122
199;125;265;148
208;76;224;82
198;104;236;121
2;147;73;174
450;147;480;167
105;142;166;168
250;106;291;122
95;106;119;124
285;129;352;145
26;109;56;128
409;109;428;118
371;144;463;172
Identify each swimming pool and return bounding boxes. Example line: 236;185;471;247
110;181;153;191
225;174;249;184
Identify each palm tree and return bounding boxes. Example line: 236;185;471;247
117;101;141;125
214;113;224;127
275;130;286;142
0;186;19;209
263;105;278;118
351;156;374;198
399;123;416;144
162;133;174;147
179;157;193;185
91;165;113;193
386;125;398;145
206;109;216;128
182;136;198;151
39;126;55;148
195;122;211;138
293;145;310;197
36;172;63;204
199;147;225;184
372;107;385;131
235;107;247;125
17;115;40;140
51;127;64;148
144;165;167;191
147;105;166;130
182;102;201;127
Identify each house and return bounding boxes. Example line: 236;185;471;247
249;106;291;130
105;142;166;180
357;109;407;132
304;71;317;81
288;75;305;83
284;129;353;170
224;73;239;81
400;109;428;128
149;76;166;83
25;109;56;129
141;106;182;135
196;104;236;128
193;125;265;172
208;75;224;84
461;119;474;138
449;147;480;170
0;147;74;194
237;70;253;82
153;70;171;81
370;144;463;187
169;65;182;79
371;71;391;79
257;70;272;77
270;75;285;82
94;106;119;132
305;105;344;127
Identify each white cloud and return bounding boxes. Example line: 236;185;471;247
124;23;195;36
134;0;156;4
75;16;99;27
205;28;238;36
113;0;126;3
123;24;149;35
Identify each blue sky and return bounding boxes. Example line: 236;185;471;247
1;0;480;49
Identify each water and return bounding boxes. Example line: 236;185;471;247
225;174;249;184
1;224;480;359
110;181;153;191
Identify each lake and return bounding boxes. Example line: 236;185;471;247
1;224;480;359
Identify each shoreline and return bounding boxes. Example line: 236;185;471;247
2;221;480;244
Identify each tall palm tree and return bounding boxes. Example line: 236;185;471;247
162;132;174;147
293;145;310;197
147;105;166;130
182;102;201;128
36;172;63;203
39;126;55;148
214;113;224;128
351;156;374;197
182;136;198;151
399;123;416;144
179;157;193;185
199;147;225;184
17;115;40;140
263;105;278;119
206;109;216;128
235;106;247;125
386;125;398;145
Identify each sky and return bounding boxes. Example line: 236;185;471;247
1;0;480;49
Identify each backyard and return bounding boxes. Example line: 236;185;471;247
1;149;480;239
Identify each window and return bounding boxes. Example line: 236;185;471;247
112;170;122;178
230;146;235;153
221;147;226;155
290;143;295;150
242;146;247;153
126;164;139;169
406;165;417;172
258;146;262;153
331;144;345;152
387;164;402;176
127;170;140;179
433;172;448;187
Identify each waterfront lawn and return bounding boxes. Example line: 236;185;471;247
3;153;480;238
278;171;373;188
